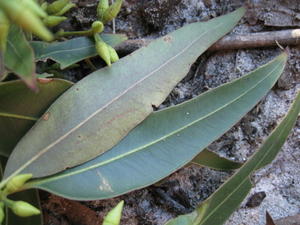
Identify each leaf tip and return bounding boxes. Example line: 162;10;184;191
24;78;39;93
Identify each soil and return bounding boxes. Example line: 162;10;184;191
42;1;300;225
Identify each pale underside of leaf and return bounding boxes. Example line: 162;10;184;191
28;53;287;200
3;8;246;183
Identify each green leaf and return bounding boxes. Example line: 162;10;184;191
0;52;6;80
2;8;246;182
31;33;127;69
191;149;242;170
4;26;36;90
0;79;73;158
27;52;287;200
165;91;300;225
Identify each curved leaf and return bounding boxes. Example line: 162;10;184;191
191;149;242;170
0;79;73;158
32;33;127;69
27;53;287;200
165;91;300;225
3;8;246;181
4;26;36;89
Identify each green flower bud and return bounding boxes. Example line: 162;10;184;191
11;201;40;217
102;0;123;24
46;0;69;15
22;0;48;18
97;0;109;20
0;9;10;53
43;15;67;27
0;202;4;224
102;200;124;225
41;2;49;11
5;174;32;194
107;45;119;63
91;21;104;34
0;0;53;41
0;206;4;224
54;3;76;16
94;34;111;66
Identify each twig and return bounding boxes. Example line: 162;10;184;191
210;29;300;51
115;29;300;54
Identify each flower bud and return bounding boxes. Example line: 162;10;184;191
97;0;109;20
91;21;104;34
0;202;4;224
46;0;69;15
0;9;9;52
102;0;123;24
22;0;48;18
41;2;49;11
0;0;53;41
107;45;119;63
43;16;67;27
5;174;32;194
94;34;111;66
103;200;124;225
11;201;40;217
54;3;76;16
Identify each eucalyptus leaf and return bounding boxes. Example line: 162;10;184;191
0;79;73;158
191;149;242;170
31;33;127;69
0;52;5;80
3;8;245;182
4;26;36;90
165;91;300;225
27;53;287;200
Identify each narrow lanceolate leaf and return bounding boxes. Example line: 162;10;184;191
0;52;5;80
31;33;127;69
191;149;242;170
3;8;246;182
0;79;73;158
165;91;300;225
27;53;287;200
4;26;36;90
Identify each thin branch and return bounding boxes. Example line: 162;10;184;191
116;29;300;54
209;29;300;51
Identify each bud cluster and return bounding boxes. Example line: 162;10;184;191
0;174;40;223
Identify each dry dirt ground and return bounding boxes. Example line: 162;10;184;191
43;1;300;224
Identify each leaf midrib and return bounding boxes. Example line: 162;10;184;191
38;44;95;59
5;21;223;182
34;59;282;184
7;40;22;60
